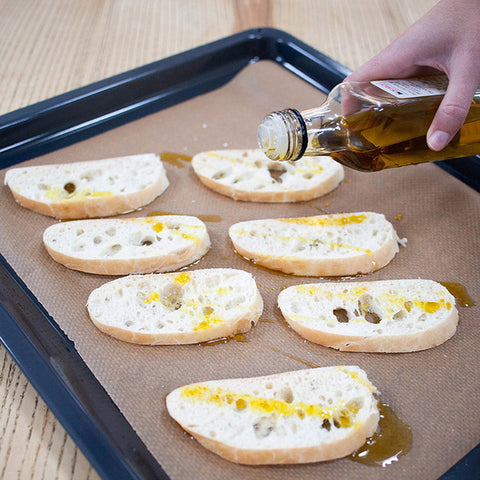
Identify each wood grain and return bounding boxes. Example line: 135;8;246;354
0;0;437;478
0;348;99;480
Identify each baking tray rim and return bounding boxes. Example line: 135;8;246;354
0;27;478;480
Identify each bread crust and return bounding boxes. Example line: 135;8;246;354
179;412;378;464
233;234;398;277
229;212;402;277
43;216;211;275
287;310;458;352
5;154;169;219
278;279;459;352
194;166;344;203
89;298;262;345
8;182;166;219
191;149;344;203
43;243;209;275
166;367;380;464
86;269;263;344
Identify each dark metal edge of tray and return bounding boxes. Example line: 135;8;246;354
0;27;478;480
0;27;349;168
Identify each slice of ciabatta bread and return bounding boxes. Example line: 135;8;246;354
4;154;168;219
191;149;344;202
43;215;210;275
278;279;458;352
86;268;263;344
229;212;405;277
166;366;379;465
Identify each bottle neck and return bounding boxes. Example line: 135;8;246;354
257;108;308;161
304;118;349;157
258;106;347;161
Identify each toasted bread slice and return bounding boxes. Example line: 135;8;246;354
86;268;263;344
191;149;344;202
4;154;168;219
43;215;210;275
229;212;405;276
278;279;458;352
166;366;379;464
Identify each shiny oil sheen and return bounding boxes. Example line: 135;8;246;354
349;402;412;467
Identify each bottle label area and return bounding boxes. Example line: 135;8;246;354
371;77;448;98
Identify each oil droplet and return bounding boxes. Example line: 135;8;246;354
233;250;291;277
200;337;228;346
440;282;475;308
196;214;221;223
160;151;192;167
311;205;329;214
234;249;369;281
349;403;412;467
200;334;247;346
149;210;178;216
232;334;247;342
271;348;320;368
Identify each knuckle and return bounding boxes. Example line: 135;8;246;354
440;103;468;122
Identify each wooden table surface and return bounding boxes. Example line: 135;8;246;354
0;1;437;478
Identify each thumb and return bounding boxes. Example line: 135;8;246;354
427;74;478;151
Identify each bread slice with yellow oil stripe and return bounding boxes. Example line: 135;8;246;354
166;366;379;464
43;215;210;275
278;279;458;352
229;212;405;277
86;268;263;344
4;154;168;219
191;149;344;202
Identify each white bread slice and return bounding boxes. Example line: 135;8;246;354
86;268;263;344
4;154;168;219
43;215;210;275
166;366;379;465
191;149;344;202
278;279;458;352
229;212;405;277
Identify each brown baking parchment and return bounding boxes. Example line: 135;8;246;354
1;61;479;480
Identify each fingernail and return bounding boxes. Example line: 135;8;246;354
428;131;450;151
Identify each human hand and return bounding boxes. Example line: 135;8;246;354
345;0;480;151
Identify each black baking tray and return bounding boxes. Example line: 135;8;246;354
0;28;478;480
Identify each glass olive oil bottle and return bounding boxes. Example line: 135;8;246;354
258;76;480;172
